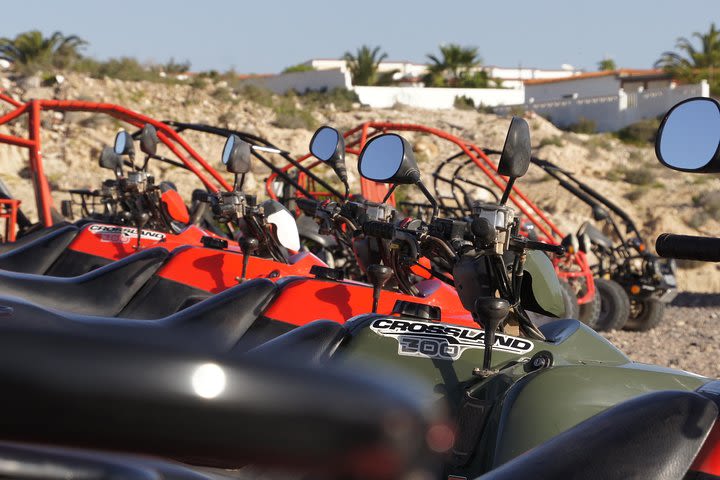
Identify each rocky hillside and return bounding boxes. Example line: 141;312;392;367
1;72;718;293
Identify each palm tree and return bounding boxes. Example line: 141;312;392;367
0;30;86;71
426;44;480;86
598;58;617;71
655;23;720;73
343;45;388;86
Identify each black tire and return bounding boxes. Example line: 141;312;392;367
624;298;665;331
559;280;580;319
592;278;631;331
578;289;601;328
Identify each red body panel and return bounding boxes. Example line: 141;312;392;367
264;278;473;327
690;421;720;477
67;223;222;261
156;247;325;294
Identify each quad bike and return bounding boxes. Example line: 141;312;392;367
418;138;642;332
526;153;677;331
245;117;720;480
0;322;711;480
0;323;446;480
160;121;359;276
266;122;604;328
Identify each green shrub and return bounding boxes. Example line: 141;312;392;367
624;188;647;201
622;167;655;186
693;190;720;220
211;86;234;103
302;88;359;111
74;57;160;82
282;63;314;73
687;211;709;229
586;135;614;151
615;118;661;145
458;71;490;88
538;136;563;148
564;117;596;134
272;103;317;130
189;76;208;89
454;95;475;110
239;84;275;108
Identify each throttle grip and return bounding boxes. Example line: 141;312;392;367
656;233;720;262
363;221;396;240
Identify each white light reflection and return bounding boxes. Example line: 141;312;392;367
192;363;226;399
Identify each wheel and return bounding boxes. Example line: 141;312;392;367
624;297;665;331
592;278;631;331
578;288;601;328
559;280;580;319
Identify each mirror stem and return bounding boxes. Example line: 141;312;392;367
342;181;350;203
233;173;245;192
416;181;438;221
382;184;398;204
500;177;516;206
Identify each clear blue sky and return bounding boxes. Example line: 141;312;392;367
1;0;717;73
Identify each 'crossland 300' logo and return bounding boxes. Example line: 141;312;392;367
370;318;534;361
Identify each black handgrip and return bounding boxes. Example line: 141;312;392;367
363;221;396;240
295;197;318;216
656;233;720;262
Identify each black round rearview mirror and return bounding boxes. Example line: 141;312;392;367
592;205;608;222
99;146;123;172
310;126;341;162
310;125;349;193
114;130;134;156
656;97;720;173
221;134;252;174
139;124;159;156
497;116;531;178
358;134;420;184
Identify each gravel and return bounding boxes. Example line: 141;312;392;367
602;294;720;378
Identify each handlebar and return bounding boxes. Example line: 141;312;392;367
296;197;319;216
656;233;720;262
524;239;566;256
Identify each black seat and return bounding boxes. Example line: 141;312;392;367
0;221;73;253
0;326;432;476
246;319;347;363
297;214;338;248
0;247;169;316
0;225;78;274
478;390;717;480
0;278;278;352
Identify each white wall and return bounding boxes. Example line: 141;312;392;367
498;81;709;132
241;69;351;94
485;66;580;81
353;85;525;109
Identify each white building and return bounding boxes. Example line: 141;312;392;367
524;69;675;103
497;69;709;132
